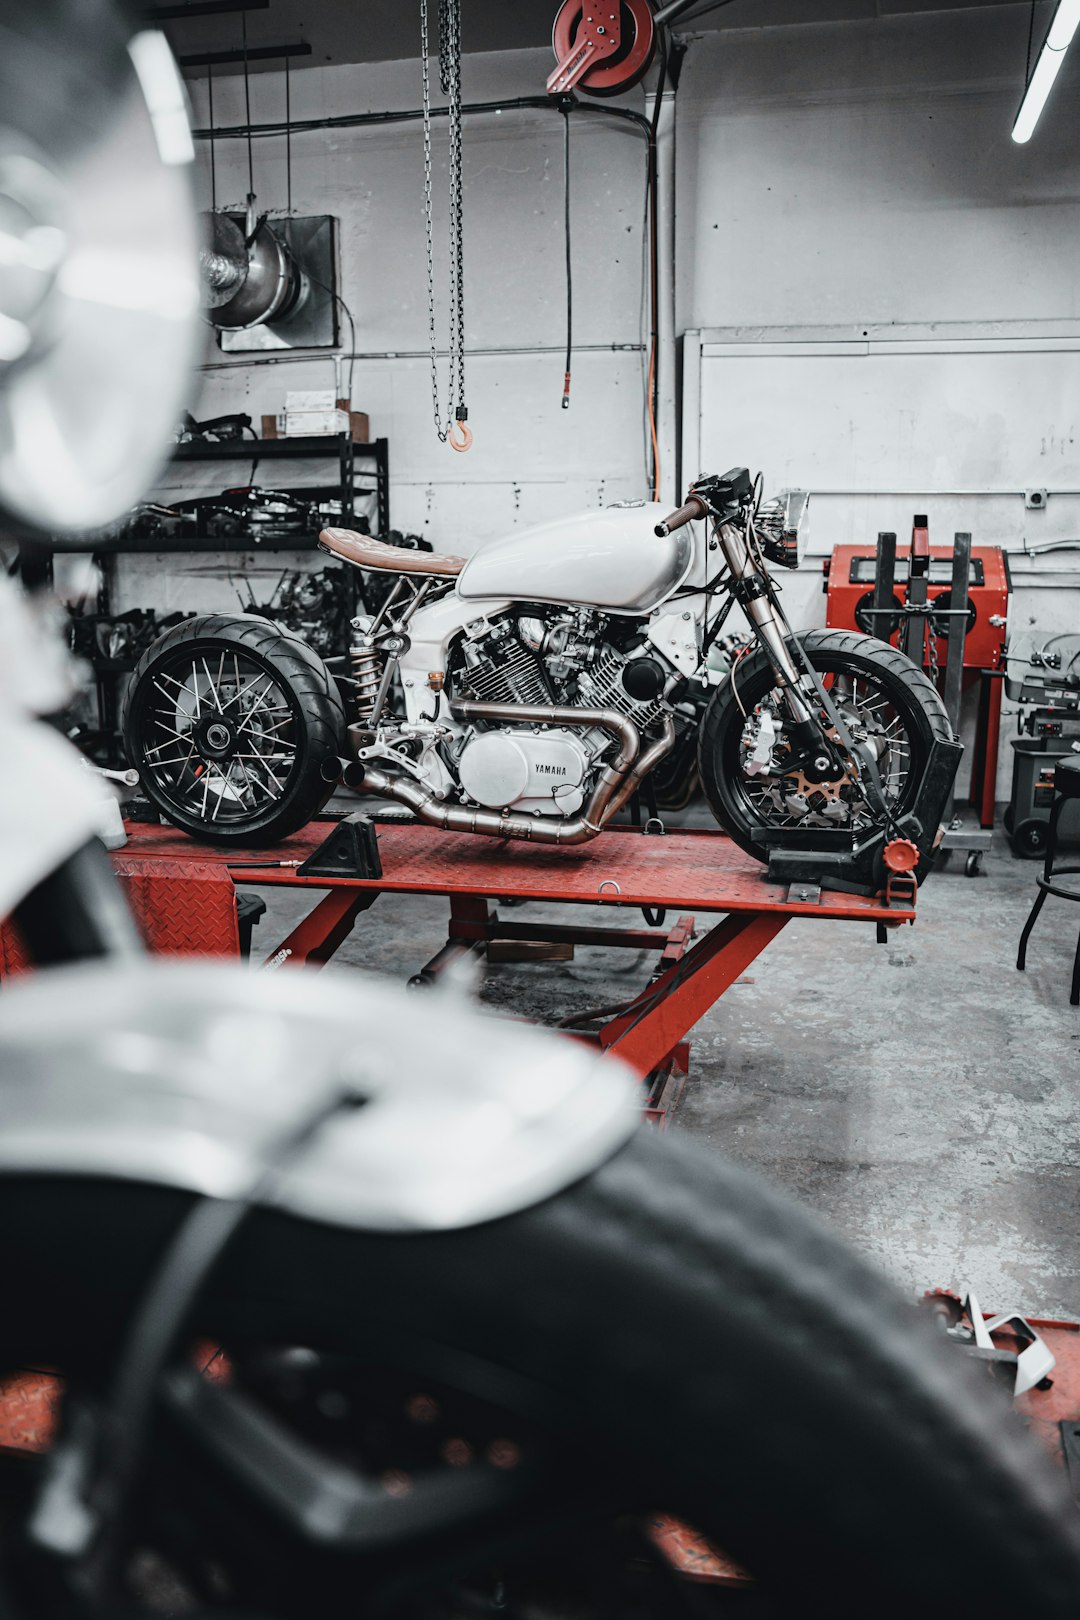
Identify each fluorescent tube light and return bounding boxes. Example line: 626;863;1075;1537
1012;0;1080;143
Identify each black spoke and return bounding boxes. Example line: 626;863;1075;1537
132;646;299;829
736;660;917;834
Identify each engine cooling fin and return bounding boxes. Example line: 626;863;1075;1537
577;651;666;730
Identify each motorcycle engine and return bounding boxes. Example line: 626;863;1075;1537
458;728;591;816
449;610;674;817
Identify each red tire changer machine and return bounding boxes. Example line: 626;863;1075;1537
824;519;1010;875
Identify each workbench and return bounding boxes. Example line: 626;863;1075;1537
0;819;917;1124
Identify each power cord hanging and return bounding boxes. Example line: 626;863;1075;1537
562;105;572;409
242;8;255;202
285;54;293;215
420;0;471;451
207;62;217;213
645;27;668;499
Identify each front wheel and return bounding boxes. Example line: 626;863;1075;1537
122;614;346;845
698;628;954;864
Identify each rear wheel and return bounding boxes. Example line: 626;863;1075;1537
698;628;953;863
122;614;345;845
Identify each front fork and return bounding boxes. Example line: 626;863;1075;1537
715;520;821;749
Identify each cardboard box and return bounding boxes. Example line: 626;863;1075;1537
285;388;336;412
283;408;351;436
259;404;371;442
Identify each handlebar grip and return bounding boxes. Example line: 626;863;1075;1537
655;496;708;537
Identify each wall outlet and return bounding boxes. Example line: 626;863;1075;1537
1025;488;1049;510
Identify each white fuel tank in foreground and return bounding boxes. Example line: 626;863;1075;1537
457;502;694;616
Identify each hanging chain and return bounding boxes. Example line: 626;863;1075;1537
420;0;467;445
438;0;455;95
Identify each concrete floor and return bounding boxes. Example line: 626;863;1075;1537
250;816;1080;1318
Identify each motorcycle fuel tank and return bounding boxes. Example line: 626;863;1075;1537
457;502;694;616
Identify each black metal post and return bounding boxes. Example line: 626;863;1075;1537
872;531;896;645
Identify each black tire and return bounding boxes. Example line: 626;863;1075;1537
698;628;954;863
1012;817;1049;860
122;614;345;846
4;1129;1080;1617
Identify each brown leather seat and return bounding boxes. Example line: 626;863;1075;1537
319;527;466;578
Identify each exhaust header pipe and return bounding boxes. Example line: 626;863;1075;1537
351;700;675;846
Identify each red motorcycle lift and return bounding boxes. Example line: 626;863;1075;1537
1;820;918;1123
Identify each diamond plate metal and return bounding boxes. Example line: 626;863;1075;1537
0;920;30;979
0;1370;60;1455
111;857;240;956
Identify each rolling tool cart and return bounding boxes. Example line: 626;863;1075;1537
1004;631;1080;859
826;518;1011;875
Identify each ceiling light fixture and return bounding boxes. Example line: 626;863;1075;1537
1012;0;1080;144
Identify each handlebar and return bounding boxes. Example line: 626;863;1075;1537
654;495;708;537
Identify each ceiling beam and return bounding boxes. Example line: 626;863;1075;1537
147;0;270;18
179;41;312;66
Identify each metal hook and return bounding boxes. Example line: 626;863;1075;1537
597;879;622;898
449;418;473;453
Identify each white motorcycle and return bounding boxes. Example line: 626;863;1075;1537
124;468;960;888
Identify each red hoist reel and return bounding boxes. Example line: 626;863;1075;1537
547;0;656;97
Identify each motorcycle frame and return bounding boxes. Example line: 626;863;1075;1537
335;503;960;884
347;511;810;748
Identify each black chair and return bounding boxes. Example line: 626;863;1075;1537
1017;756;1080;1005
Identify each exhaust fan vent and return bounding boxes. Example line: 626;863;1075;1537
199;211;339;352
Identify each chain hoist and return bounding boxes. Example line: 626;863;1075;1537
420;0;471;451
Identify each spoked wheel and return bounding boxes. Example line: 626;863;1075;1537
123;614;345;845
698;628;954;863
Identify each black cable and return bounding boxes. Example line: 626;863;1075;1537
562;106;572;409
645;27;668;495
307;270;357;407
285;55;292;215
207;63;217;212
1026;0;1037;86
242;7;254;197
189;95;652;150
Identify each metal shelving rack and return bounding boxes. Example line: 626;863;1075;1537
80;432;391;553
55;433;390;763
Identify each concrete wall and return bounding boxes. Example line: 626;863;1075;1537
115;45;652;618
672;6;1080;791
119;6;1078;793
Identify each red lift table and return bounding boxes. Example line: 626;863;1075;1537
2;819;917;1122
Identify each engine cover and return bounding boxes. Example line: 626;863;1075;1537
458;728;591;817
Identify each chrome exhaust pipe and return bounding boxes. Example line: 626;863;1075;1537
354;701;675;846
